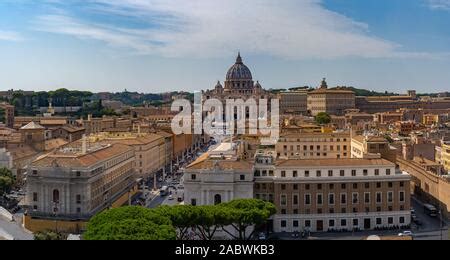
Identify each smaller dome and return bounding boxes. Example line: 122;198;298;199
215;81;223;89
255;81;262;88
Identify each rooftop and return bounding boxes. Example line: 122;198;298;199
276;158;394;167
20;121;45;130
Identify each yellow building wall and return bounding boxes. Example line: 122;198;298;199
24;186;139;234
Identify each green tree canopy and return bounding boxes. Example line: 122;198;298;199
219;199;276;240
34;230;66;240
315;112;331;125
0;167;15;196
84;206;176;240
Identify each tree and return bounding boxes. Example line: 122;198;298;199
84;206;176;240
219;199;276;240
34;231;66;240
0;167;15;196
315;112;331;125
153;205;201;240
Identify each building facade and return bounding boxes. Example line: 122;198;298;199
25;143;136;232
307;79;356;116
276;132;351;159
254;157;411;233
279;90;308;115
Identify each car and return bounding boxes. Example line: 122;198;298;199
258;233;266;240
168;195;174;201
177;197;183;202
398;231;414;237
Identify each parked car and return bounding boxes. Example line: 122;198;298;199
168;195;174;201
398;231;414;237
258;233;266;240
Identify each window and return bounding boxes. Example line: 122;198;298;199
52;189;60;203
239;175;246;181
305;220;311;227
376;182;381;189
293;184;299;190
377;207;382;212
353;183;358;189
305;194;311;205
329;184;334;190
281;209;287;215
293;220;299;227
388;182;393;188
364;193;370;204
76;171;81;177
316;170;322;177
293;171;298;178
351;170;357;176
281;171;286;178
386;169;391;175
281;220;287;228
353;219;359;226
317;194;323;205
329;220;335;227
376;192;382;203
341;183;346;189
352;193;359;204
400;191;405;202
191;174;197;180
341;193;347;204
400;217;405;224
281;184;286;190
328;170;333;177
280;195;287;206
76;195;81;204
33;205;38;210
214;194;222;205
340;170;345;177
400;182;404;188
341;208;347;213
305;171;310;177
305;184;310;190
375;169;380;176
341;219;347;227
365;183;370;189
329;194;335;205
318;184;323;190
329;208;335;214
32;170;38;175
191;199;197;206
376;218;382;225
76;208;81;214
388;217;394;225
388;192;393;203
254;170;261;177
363;169;368;176
293;194;299;205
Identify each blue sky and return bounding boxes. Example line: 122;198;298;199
1;0;450;93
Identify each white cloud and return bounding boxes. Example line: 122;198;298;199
0;30;23;42
427;0;450;10
32;0;436;59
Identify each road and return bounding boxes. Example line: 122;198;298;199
0;215;33;240
275;197;449;241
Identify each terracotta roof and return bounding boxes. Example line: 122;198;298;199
61;125;85;133
187;157;253;171
156;131;173;138
309;88;355;94
45;138;69;151
276;158;394;167
20;121;45;130
352;135;365;144
280;132;350;139
32;143;133;168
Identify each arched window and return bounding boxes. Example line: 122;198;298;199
214;194;222;205
53;189;60;203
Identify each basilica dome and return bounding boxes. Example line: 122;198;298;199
226;53;253;80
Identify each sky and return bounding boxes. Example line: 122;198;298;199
1;0;450;94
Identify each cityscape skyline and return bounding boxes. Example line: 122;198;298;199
1;0;450;93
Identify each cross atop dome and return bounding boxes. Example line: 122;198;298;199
236;52;243;64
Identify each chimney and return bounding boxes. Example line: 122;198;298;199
81;134;87;155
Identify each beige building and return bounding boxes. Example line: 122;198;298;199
351;135;397;163
279;90;308;115
443;143;450;172
276;132;351;159
25;143;137;233
85;132;167;179
254;157;411;232
307;79;356;116
0;103;14;128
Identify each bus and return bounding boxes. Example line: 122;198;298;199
424;204;438;217
160;186;169;197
